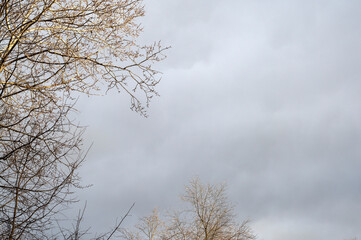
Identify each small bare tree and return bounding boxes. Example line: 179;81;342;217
122;178;256;240
120;209;164;240
166;178;255;240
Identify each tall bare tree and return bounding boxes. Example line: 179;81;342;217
0;0;167;238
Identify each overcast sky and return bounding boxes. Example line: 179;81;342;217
75;1;361;239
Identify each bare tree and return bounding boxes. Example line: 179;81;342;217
166;178;255;240
120;209;164;240
122;178;256;240
0;0;167;238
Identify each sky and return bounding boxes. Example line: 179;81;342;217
74;1;361;239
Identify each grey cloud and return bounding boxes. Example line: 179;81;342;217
73;1;361;239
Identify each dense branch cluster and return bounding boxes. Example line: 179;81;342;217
0;0;167;115
0;104;84;239
0;0;166;238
